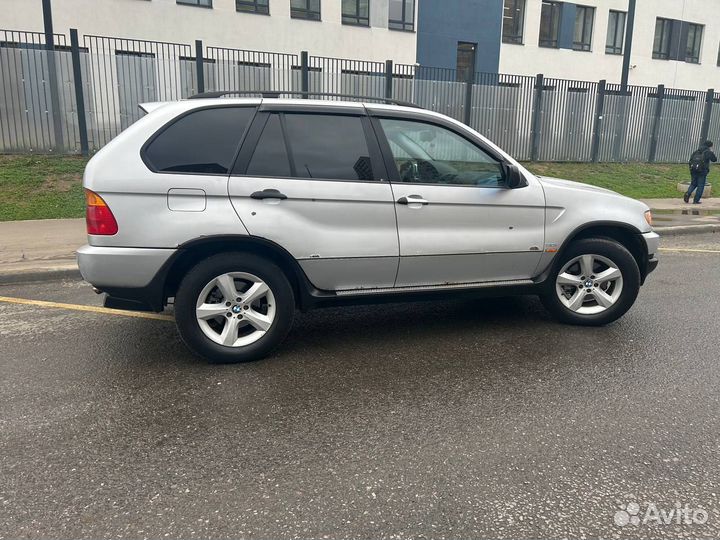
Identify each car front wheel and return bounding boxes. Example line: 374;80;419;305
540;238;641;326
174;252;295;363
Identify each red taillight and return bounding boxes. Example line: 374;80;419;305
85;189;118;235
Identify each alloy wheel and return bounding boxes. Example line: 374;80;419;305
555;254;624;315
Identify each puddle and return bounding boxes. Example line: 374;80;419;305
652;208;720;223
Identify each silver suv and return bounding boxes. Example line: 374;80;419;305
78;95;659;363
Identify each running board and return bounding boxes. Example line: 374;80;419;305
335;279;534;297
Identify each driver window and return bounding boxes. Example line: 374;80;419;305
379;118;505;187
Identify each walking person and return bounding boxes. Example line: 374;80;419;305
685;140;717;204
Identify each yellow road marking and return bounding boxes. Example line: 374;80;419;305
659;247;720;254
0;296;174;321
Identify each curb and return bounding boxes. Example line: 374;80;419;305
0;264;81;285
654;224;720;236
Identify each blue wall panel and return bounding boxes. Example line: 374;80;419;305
416;0;503;74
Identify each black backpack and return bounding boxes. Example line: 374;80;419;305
689;149;706;173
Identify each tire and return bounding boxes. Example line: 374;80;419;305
174;252;295;363
540;238;641;326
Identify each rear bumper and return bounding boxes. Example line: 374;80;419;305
77;245;176;312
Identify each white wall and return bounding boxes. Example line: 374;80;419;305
499;0;720;91
1;0;417;64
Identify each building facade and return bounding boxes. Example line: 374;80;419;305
3;0;719;90
2;0;419;64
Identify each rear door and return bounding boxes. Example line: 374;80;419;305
228;105;399;291
372;113;546;287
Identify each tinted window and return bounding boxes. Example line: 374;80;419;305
246;115;291;177
380;118;504;187
145;107;253;174
284;114;374;181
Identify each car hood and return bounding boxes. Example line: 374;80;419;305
536;176;620;196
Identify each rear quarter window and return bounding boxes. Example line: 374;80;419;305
143;106;255;174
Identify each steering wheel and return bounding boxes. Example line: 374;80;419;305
398;159;440;183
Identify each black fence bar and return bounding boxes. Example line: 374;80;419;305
300;50;309;96
195;39;205;94
648;84;665;162
463;64;474;126
69;29;89;156
700;88;714;144
530;74;544;162
591;79;606;163
384;59;393;99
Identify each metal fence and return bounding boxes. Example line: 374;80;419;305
2;27;719;163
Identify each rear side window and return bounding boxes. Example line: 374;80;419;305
144;107;254;174
245;113;375;181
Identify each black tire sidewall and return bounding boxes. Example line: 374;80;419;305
541;238;641;326
174;252;295;363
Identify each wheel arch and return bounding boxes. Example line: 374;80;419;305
163;235;316;310
540;221;650;284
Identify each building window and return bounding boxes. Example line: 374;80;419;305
685;23;703;64
539;1;561;48
456;42;476;82
573;5;594;51
291;0;320;20
652;18;673;59
389;0;414;31
502;0;525;44
236;0;269;14
605;10;626;55
342;0;369;26
177;0;212;7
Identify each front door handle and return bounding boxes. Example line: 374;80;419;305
397;195;429;205
250;189;288;200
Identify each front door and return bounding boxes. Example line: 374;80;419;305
229;109;399;291
374;116;546;287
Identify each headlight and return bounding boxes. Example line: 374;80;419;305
644;210;653;227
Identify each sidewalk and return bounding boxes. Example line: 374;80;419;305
0;218;85;281
0;201;719;282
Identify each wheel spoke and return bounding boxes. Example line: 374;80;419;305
594;267;621;284
557;272;583;286
593;288;615;308
579;255;594;277
215;274;238;302
243;308;272;332
196;303;228;320
219;317;240;346
243;281;270;305
566;290;587;311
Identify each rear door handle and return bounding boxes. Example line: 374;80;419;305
397;195;429;205
250;189;288;200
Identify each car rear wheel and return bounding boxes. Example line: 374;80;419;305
175;252;294;363
540;238;641;326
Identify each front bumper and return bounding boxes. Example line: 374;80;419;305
641;231;661;280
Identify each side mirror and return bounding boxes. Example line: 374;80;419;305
502;162;527;189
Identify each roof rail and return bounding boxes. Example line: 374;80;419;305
187;90;422;109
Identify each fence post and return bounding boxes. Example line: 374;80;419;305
300;51;309;98
648;84;665;163
69;29;89;157
700;88;715;144
530;74;545;162
463;68;474;126
43;0;64;152
195;40;205;94
590;79;606;163
385;60;393;99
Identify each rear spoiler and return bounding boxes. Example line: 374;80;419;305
138;102;170;115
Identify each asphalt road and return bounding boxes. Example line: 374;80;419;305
1;233;720;539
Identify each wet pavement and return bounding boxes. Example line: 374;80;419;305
1;234;720;539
